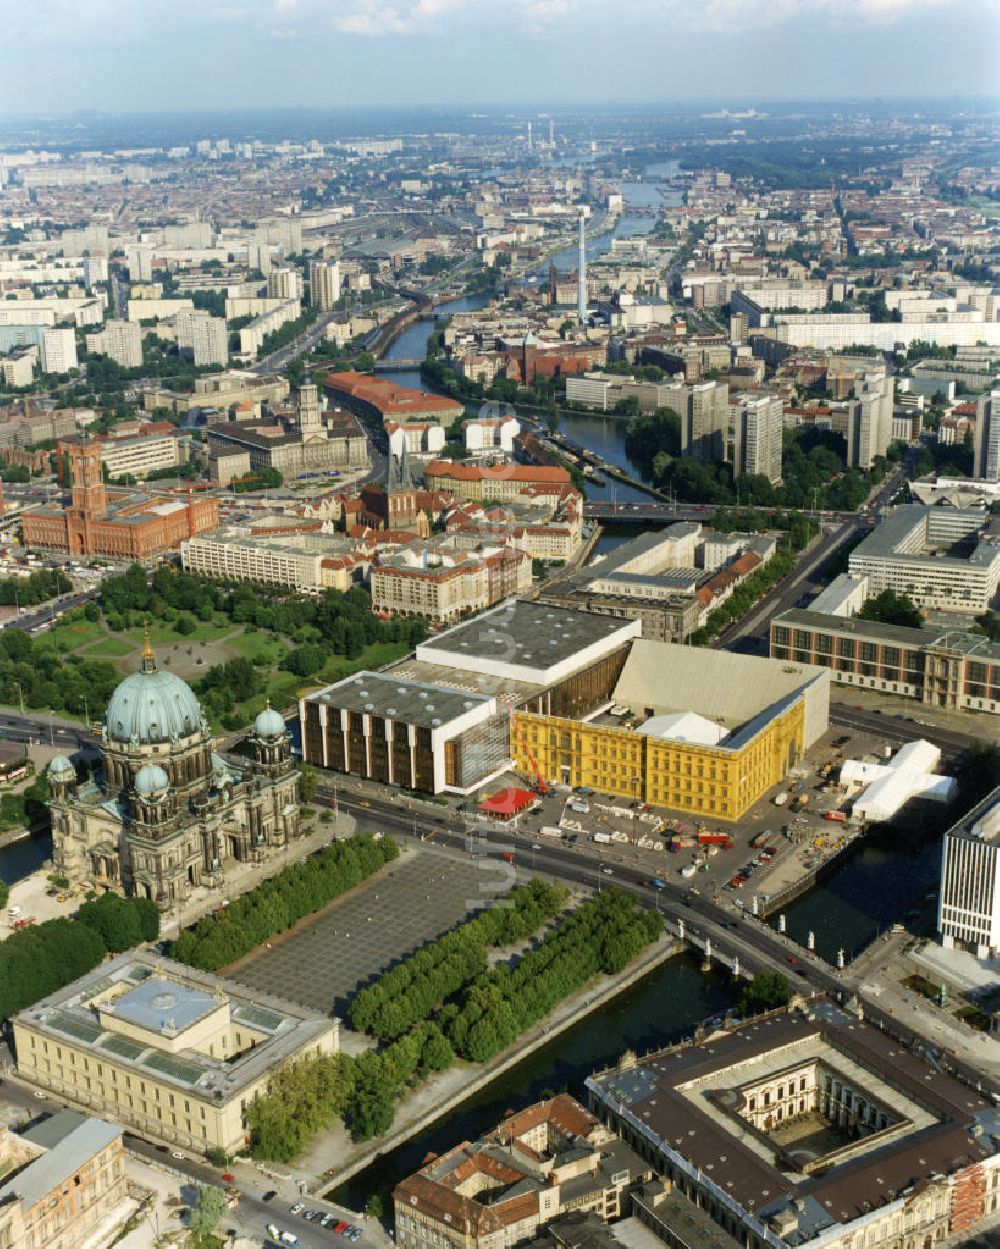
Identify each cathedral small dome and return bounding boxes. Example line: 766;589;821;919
254;706;286;739
134;763;170;797
48;755;75;778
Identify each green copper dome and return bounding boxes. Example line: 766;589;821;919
105;642;205;745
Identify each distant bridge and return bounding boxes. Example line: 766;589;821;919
373;358;424;371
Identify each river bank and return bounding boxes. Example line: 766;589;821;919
325;946;733;1211
308;932;689;1193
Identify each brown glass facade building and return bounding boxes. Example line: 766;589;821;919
771;608;1000;714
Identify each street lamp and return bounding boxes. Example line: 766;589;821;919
12;682;25;717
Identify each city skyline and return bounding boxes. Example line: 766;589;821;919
1;0;998;115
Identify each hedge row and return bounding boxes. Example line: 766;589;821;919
170;834;398;971
443;888;662;1062
347;878;568;1040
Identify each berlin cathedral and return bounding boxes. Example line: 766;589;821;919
48;636;302;908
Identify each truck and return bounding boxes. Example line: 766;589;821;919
823;810;847;823
750;830;776;850
773;792;789;807
699;831;733;849
593;832;613;844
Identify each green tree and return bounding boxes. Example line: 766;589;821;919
858;589;921;629
189;1185;228;1246
738;972;790;1018
76;893;143;953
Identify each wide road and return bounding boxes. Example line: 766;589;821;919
1;587;100;635
0;709;96;750
827;704;978;758
251;311;340;377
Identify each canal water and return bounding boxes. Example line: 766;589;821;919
773;825;942;965
0;833;50;886
329;951;733;1212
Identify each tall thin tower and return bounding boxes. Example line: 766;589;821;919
577;214;587;324
549;118;555;148
527;121;533;153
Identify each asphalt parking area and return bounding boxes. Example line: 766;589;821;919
224;851;510;1018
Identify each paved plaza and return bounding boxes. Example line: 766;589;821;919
224;848;511;1018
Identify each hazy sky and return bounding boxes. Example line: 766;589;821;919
1;0;998;116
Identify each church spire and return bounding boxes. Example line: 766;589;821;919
398;439;414;490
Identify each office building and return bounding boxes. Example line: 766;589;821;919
206;395;368;475
394;1095;649;1249
847;505;1000;613
84;320;143;369
939;787;1000;959
846;373;894;469
0;1112;129;1249
175;309;228;367
974;390;1000;482
96;427;186;480
22;440;219;559
545;525;774;642
13;952;337;1154
587;999;1000;1249
310;259;342;311
732;393;783;484
771;609;1000;714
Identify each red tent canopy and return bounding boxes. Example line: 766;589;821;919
477;787;536;818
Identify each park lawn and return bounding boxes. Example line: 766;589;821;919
126;616;232;646
82;635;137;658
225;673;302;731
225;630;289;664
48;617;107;653
316;640;410;684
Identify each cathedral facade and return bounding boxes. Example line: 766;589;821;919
48;640;301;908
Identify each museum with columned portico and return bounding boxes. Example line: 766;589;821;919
47;636;301;907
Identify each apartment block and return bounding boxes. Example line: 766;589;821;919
84;319;143;369
732;393;783;483
41;328;78;375
175;310;228;367
310;259;341;311
672;380;730;463
974;391;1000;482
846;373;894;469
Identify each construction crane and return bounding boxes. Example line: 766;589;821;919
499;691;548;795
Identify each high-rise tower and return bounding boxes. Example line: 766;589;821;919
577;214;587;324
527;121;533;153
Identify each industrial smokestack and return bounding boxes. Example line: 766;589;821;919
577;214;587;324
